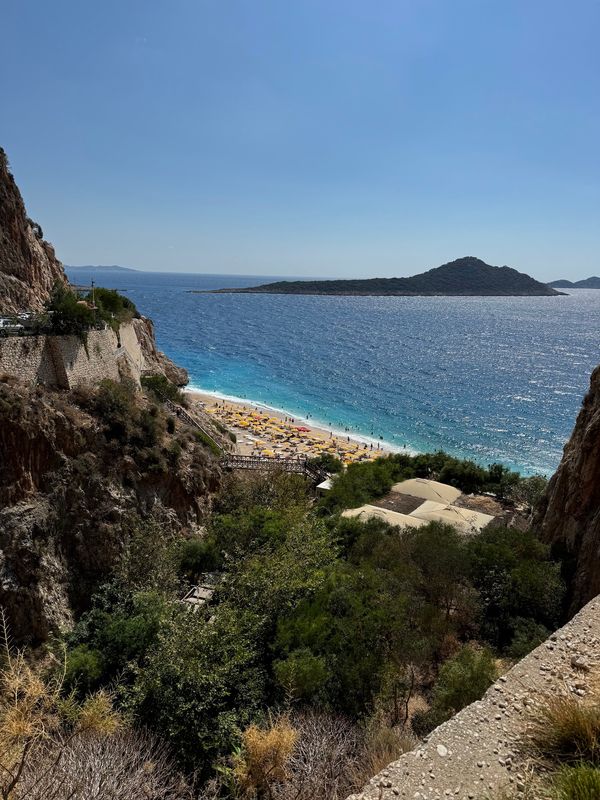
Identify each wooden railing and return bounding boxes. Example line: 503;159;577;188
220;453;327;482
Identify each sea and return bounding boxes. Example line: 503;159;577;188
66;268;600;476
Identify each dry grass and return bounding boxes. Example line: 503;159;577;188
205;710;417;800
526;695;600;765
0;613;189;799
234;714;298;797
351;722;416;786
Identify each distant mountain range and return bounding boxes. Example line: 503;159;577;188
66;264;139;273
208;257;563;297
548;277;600;289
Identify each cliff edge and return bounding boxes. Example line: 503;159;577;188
0;149;67;313
535;364;600;611
347;594;600;800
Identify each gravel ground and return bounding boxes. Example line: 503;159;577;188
347;596;600;800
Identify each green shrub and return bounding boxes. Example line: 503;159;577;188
506;618;549;659
87;286;138;323
273;648;329;702
178;536;221;578
131;605;267;774
413;646;497;735
64;644;103;695
93;379;137;442
273;566;398;717
553;765;600;800
319;451;524;515
46;282;95;337
194;429;221;456
307;453;343;474
141;374;184;403
90;380;166;458
466;526;564;650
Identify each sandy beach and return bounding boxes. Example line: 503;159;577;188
186;389;392;465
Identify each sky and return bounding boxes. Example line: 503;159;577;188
1;1;599;280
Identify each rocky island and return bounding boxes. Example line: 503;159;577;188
549;276;600;288
205;256;563;297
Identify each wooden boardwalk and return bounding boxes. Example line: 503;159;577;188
220;453;326;482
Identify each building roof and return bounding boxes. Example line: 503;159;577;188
391;478;462;504
341;504;427;528
410;503;494;534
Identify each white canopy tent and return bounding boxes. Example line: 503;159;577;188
391;478;462;504
341;504;426;529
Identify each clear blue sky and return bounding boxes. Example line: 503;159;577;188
2;1;598;279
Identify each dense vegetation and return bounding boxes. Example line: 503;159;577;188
58;455;564;796
41;282;138;337
142;372;186;404
317;449;547;516
212;257;561;297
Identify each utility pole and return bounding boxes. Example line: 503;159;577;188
91;279;96;320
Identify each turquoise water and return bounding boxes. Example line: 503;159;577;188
67;268;600;475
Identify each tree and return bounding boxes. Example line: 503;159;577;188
130;605;267;774
46;282;95;337
467;526;564;650
412;645;497;735
508;475;548;520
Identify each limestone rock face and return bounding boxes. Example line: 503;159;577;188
0;379;220;644
535;365;600;611
0;148;67;313
133;316;189;386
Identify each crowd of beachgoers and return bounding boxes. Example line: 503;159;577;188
188;391;387;464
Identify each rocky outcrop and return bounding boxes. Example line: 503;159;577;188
132;317;189;386
0;379;220;644
347;595;600;800
0;147;186;387
0;148;67;313
535;365;600;612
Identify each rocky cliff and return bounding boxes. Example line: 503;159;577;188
0;377;221;644
535;365;600;612
0;148;216;643
133;316;188;386
0;148;67;313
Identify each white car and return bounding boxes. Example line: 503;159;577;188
0;318;24;332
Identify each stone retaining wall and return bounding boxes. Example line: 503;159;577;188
0;322;143;389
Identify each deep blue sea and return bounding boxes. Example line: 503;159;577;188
67;268;600;476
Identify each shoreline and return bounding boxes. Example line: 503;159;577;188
185;385;413;463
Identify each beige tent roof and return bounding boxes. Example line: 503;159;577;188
341;504;426;529
391;478;462;504
410;503;493;534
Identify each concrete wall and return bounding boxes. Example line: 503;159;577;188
0;322;143;390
